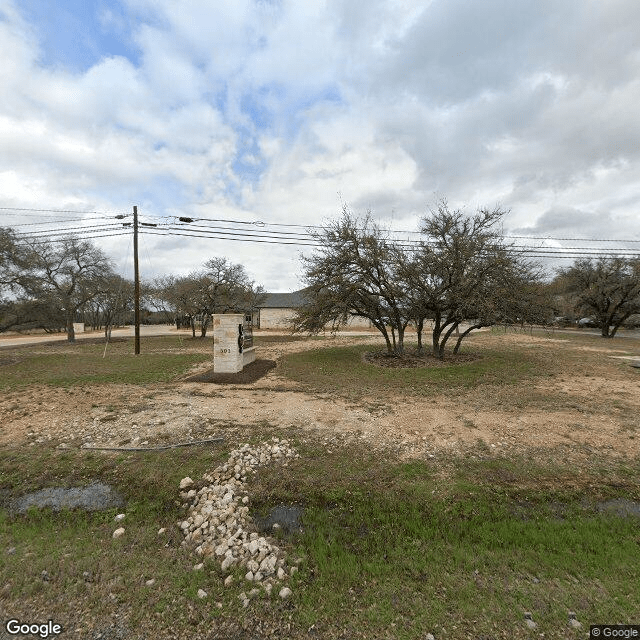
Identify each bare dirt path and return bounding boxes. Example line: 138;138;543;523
1;332;639;467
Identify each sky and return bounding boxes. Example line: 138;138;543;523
1;0;640;291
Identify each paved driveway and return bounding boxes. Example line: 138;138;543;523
0;325;185;348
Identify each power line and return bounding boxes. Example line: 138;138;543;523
14;223;124;238
14;231;131;245
504;234;640;243
158;221;640;255
7;216;122;228
0;206;129;215
176;215;640;243
140;229;321;246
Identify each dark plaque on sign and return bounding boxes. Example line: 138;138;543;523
242;317;254;349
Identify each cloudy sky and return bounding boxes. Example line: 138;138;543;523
1;0;639;291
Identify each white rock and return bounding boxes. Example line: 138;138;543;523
145;579;155;587
112;528;125;539
259;555;277;575
290;566;298;576
247;559;260;573
277;567;286;580
157;528;166;535
221;556;235;571
224;575;234;587
179;477;194;490
193;563;204;571
248;540;260;555
279;587;292;599
114;513;125;522
245;571;254;581
197;589;207;599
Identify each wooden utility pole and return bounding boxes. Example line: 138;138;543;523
133;205;140;355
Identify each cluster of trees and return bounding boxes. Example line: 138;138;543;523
294;202;549;357
3;202;639;351
0;228;264;341
1;230;125;341
552;257;640;338
150;258;265;338
294;202;640;357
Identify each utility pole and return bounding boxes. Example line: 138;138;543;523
133;205;140;355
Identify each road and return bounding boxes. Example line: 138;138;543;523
0;325;183;348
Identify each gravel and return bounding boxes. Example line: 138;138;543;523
179;438;300;598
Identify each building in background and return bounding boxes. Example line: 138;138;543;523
255;289;372;330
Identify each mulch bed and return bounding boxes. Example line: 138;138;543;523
363;350;481;368
186;358;277;384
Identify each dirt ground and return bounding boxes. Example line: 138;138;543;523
1;332;639;467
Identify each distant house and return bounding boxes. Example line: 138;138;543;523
254;288;372;330
255;290;311;329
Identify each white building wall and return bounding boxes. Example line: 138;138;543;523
258;308;372;330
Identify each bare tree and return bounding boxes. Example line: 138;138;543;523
197;258;263;337
15;236;114;342
400;202;539;358
295;208;410;355
558;257;640;337
82;274;134;339
154;258;265;338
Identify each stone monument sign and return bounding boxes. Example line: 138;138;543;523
212;313;256;373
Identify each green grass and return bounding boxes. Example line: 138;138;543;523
0;336;210;389
251;442;640;638
3;439;637;639
279;340;544;398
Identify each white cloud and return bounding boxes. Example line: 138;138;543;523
1;0;640;291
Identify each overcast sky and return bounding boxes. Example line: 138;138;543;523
1;0;639;291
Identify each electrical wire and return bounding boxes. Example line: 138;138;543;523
14;223;124;238
0;206;129;215
174;215;640;243
162;221;640;253
150;223;640;256
140;229;321;246
6;216;123;228
14;231;132;245
5;208;640;260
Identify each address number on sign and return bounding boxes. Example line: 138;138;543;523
219;348;231;354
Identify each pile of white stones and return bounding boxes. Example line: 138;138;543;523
178;438;300;601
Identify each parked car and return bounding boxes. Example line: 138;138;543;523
577;317;597;328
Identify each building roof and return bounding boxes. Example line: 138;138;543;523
259;289;310;309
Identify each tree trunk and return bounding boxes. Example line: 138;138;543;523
190;317;196;338
66;314;75;342
416;318;424;354
438;322;460;359
372;319;393;354
453;324;482;354
200;316;209;338
396;325;404;356
432;327;441;357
